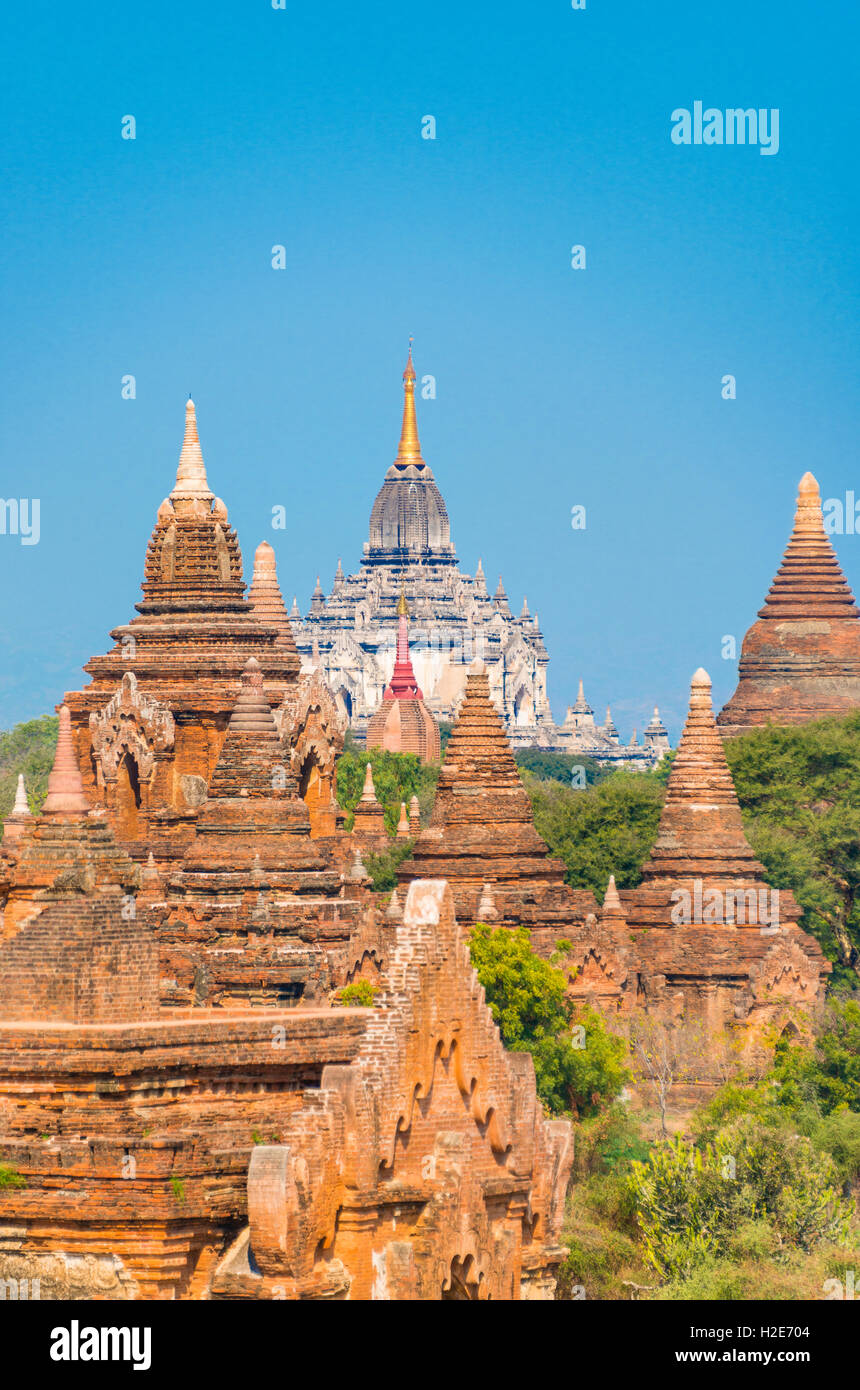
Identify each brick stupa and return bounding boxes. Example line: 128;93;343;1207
601;669;831;1054
366;591;440;761
1;708;140;940
151;659;368;1008
0;707;153;1019
718;472;860;734
397;661;597;950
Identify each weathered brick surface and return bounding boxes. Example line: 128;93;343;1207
571;670;831;1069
61;401;341;865
211;882;572;1300
718;473;860;733
147;659;369;1007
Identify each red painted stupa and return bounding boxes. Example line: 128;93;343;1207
366;591;440;761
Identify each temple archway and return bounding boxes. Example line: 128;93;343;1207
336;687;353;722
299;751;324;834
513;685;533;727
116;751;142;841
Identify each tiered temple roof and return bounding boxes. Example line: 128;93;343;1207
289;348;554;746
152;659;366;1007
718;472;860;734
397;662;598;948
599;669;831;1051
63;400;303;865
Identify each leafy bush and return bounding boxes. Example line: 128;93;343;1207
0;1165;25;1190
771;998;860;1114
468;924;628;1116
525;769;666;898
336;741;439;835
363;839;414;892
0;715;58;827
338;980;378;1008
628;1121;852;1282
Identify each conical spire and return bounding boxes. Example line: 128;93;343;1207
757;472;859;620
718;472;860;734
396;802;410;838
477;881;499;922
394;339;425;469
170;398;213;513
2;773;33;846
397;662;600;927
41;707;90;817
427;664;530;822
12;774;30;818
573;678;590;712
383;591;423;700
248;541;299;661
227;657;277;734
520;596;530;620
642;669;761;886
601;874;626;923
360;763;377;803
203;657;297;802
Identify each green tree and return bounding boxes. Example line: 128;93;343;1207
724;714;860;982
525;768;666;898
629;1121;852;1282
514;749;609;787
468;924;628;1116
336;742;439;835
0;715;58;827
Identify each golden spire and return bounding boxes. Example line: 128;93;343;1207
397;584;409;617
394;337;425;468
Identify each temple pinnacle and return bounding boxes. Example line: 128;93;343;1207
171;397;213;511
395;339;424;468
42;706;91;816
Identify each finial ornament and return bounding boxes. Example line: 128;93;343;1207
395;338;423;465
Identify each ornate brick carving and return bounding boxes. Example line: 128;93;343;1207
89;672;175;784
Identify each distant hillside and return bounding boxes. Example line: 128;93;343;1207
0;715;58;825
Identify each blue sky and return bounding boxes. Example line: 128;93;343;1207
1;1;858;738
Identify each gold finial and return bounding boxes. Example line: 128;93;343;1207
395;338;424;467
397;585;408;618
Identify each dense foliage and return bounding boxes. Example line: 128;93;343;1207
0;715;58;827
629;1122;852;1282
363;839;414;892
724;714;860;984
337;980;379;1007
336;738;439;835
468;923;628;1116
525;769;666;898
513;749;609;787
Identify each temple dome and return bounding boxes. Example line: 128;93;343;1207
366;345;454;563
